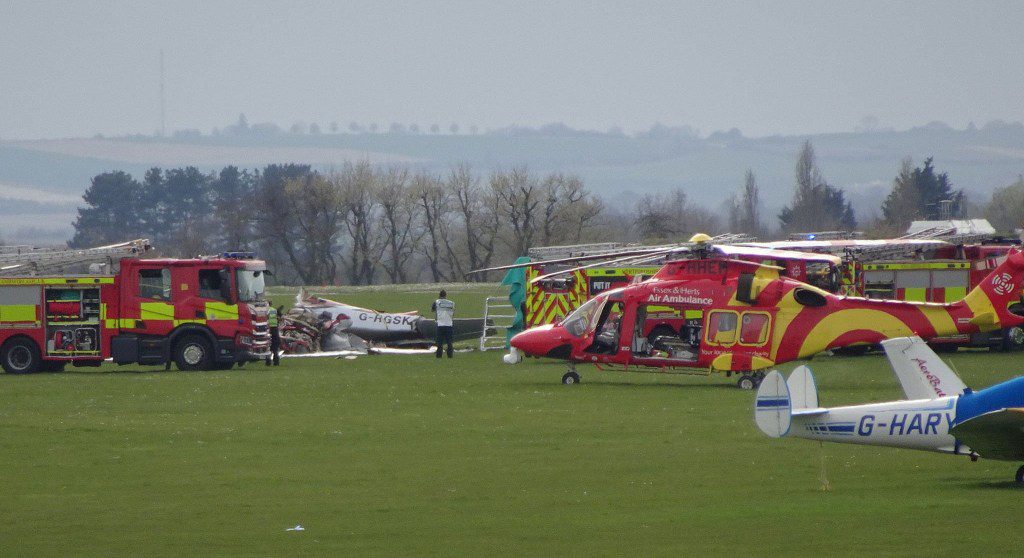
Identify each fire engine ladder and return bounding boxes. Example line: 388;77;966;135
480;297;517;351
0;239;152;276
527;242;635;261
906;228;994;246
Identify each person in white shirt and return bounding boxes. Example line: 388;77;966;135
431;290;455;358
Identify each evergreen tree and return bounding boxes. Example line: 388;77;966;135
778;141;857;233
880;157;963;233
70;171;145;247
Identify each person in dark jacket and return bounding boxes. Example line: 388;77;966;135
431;290;455;358
267;305;282;366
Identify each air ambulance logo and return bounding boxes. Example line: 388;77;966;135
991;272;1015;296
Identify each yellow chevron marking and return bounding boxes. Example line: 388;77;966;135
798;309;915;358
963;286;998;330
769;291;801;360
920;306;957;337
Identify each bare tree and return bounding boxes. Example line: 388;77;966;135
491;166;541;256
337;162;383;285
376;167;422;283
539;172;604;245
413;172;453;282
634;188;719;241
448;164;500;280
728;169;766;238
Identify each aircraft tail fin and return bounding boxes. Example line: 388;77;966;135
786;365;819;410
953;248;1024;331
755;370;792;438
880;336;966;399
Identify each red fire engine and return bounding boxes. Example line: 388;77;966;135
0;252;271;374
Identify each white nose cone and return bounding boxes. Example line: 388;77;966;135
754;370;792;438
503;348;522;364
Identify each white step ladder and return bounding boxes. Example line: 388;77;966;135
480;297;517;351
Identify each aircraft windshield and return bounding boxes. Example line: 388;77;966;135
562;295;607;337
236;270;266;302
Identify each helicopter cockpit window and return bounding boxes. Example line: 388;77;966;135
706;310;738;345
562;295;606;338
806;262;840;293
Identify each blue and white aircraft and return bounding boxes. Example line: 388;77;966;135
755;336;1024;482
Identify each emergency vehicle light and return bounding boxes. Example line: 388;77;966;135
221;251;256;259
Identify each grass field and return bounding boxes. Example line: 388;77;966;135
3;285;1024;555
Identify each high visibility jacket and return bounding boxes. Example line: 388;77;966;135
268;307;278;327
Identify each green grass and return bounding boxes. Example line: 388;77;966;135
3;287;1024;555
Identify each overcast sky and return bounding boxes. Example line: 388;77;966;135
2;1;1023;140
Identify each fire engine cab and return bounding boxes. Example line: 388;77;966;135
0;253;271;374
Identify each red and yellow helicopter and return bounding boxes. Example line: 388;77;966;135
477;235;1024;388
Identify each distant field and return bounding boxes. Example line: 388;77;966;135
3;285;1024;555
265;282;507;319
6;139;420;167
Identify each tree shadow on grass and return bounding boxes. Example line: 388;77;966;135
34;365;277;377
963;479;1024;490
517;380;739;391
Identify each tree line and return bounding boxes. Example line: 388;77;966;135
70;163;605;285
70;140;1023;285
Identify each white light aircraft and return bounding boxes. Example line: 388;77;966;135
755;336;1024;482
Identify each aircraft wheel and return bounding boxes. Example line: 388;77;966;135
562;371;581;385
1016;464;1024;484
1004;327;1024;352
737;374;756;390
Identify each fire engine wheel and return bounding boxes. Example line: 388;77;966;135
1;338;42;374
737;374;756;390
174;335;213;371
562;371;581;385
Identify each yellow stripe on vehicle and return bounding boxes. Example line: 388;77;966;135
903;288;927;302
140;302;176;320
0;304;37;323
0;277;115;285
205;302;239;320
863;262;971;271
944;287;967;302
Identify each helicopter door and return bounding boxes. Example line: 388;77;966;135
584;301;625;355
630;303;701;363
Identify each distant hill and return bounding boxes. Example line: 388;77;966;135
3;121;1023;244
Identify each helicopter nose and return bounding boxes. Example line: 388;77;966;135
511;325;573;360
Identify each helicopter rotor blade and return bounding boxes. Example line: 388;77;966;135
528;247;687;284
465;245;687;277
